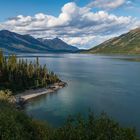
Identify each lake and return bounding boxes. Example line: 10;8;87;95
23;54;140;133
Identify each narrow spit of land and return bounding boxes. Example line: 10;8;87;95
15;82;66;103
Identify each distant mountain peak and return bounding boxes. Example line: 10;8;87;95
0;29;11;33
53;37;60;40
0;30;78;53
38;37;78;52
53;38;66;43
0;30;15;36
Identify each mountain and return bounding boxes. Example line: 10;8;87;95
86;28;140;54
0;30;52;53
38;38;78;52
0;30;78;53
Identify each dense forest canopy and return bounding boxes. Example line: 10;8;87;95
0;50;60;93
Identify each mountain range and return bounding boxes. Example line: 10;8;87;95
0;30;78;53
86;28;140;54
38;38;78;52
1;28;140;54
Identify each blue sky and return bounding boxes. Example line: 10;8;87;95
0;0;140;20
0;0;140;48
0;0;88;21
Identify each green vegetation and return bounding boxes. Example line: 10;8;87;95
0;51;139;140
0;90;14;102
0;99;139;140
0;100;52;140
0;51;60;93
86;28;140;54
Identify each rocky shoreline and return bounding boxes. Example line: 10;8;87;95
14;82;67;106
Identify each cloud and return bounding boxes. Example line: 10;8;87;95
0;2;140;48
87;0;125;10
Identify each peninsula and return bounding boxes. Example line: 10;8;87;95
0;50;66;103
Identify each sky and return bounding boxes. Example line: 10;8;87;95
0;0;140;48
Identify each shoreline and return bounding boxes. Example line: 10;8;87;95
14;82;67;105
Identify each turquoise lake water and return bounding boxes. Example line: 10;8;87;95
23;54;140;133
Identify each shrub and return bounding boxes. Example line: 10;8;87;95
0;101;139;140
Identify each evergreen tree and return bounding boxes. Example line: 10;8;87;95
0;51;60;93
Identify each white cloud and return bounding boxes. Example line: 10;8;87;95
87;0;125;10
63;36;96;47
0;2;140;49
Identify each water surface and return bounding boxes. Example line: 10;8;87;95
23;54;140;133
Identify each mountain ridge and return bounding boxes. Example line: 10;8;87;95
38;37;78;52
0;30;78;53
86;28;140;54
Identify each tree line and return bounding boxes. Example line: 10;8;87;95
0;51;60;93
0;100;139;140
